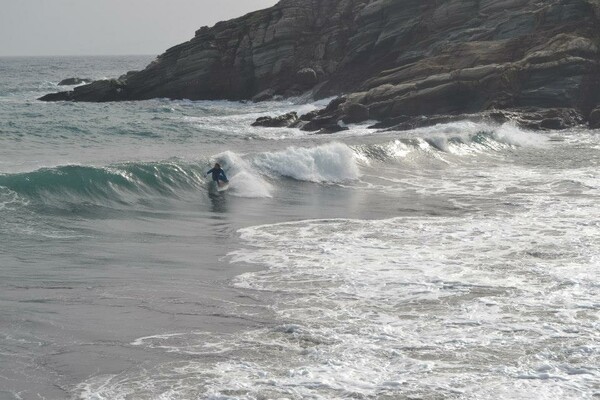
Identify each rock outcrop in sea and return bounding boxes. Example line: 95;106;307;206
40;0;600;129
57;77;92;86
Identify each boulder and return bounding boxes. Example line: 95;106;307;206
58;77;92;86
300;115;342;132
342;103;369;123
252;112;299;127
315;124;349;134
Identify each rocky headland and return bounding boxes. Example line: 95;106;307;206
40;0;600;130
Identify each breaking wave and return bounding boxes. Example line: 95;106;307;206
252;142;360;183
354;122;548;162
0;122;546;209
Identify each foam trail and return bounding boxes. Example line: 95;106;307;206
0;187;28;211
252;142;360;183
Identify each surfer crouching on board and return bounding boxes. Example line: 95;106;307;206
206;163;229;186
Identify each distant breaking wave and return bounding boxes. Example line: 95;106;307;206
355;122;547;162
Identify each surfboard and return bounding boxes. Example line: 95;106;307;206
209;180;229;195
217;181;229;192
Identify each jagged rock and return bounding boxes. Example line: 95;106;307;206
300;110;319;121
252;112;298;127
58;77;92;86
40;0;600;128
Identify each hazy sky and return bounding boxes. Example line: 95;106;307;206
0;0;279;56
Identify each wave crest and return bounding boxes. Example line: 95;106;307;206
354;122;548;162
252;142;360;183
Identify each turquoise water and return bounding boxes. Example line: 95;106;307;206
1;56;599;399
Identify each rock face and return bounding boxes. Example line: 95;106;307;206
40;0;600;127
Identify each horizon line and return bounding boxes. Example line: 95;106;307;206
0;53;158;58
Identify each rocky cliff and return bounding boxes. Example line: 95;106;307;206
40;0;600;128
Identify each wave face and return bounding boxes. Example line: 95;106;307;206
0;162;207;208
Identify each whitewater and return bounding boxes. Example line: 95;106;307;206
1;56;598;400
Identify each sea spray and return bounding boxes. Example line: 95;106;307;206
213;151;273;198
252;142;360;183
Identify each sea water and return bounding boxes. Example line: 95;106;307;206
0;56;598;399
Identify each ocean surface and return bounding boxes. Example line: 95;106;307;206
0;56;598;400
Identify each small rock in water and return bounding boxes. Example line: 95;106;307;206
252;112;299;128
58;77;92;86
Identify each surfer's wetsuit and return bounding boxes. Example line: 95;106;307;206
207;167;228;183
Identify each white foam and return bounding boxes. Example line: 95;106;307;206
75;177;600;399
352;139;413;164
213;151;273;198
222;207;600;398
252;142;360;183
490;122;549;147
0;187;29;211
402;121;549;154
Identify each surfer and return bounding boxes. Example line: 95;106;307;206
206;163;229;186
